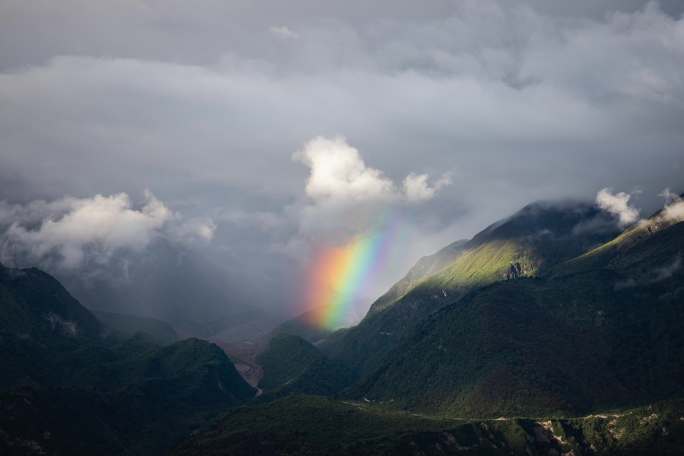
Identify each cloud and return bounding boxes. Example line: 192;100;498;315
294;136;450;205
660;188;680;204
0;191;215;269
659;188;684;223
403;173;451;202
290;136;452;248
596;188;640;226
172;217;217;242
217;209;285;231
294;136;398;203
663;199;684;223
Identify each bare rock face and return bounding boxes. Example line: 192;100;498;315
504;262;530;280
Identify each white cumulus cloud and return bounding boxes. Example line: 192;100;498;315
290;136;452;249
595;188;640;227
294;136;397;203
294;136;450;204
3;192;170;268
172;217;217;242
403;173;452;202
0;191;216;269
660;188;684;223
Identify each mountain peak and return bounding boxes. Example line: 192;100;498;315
472;200;618;244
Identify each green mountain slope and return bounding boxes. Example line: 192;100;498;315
323;202;619;379
173;395;684;456
561;197;684;277
353;216;684;417
387;201;619;305
367;239;469;316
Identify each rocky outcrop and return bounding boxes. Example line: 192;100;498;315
503;261;531;280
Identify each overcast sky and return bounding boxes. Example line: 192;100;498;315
1;0;683;321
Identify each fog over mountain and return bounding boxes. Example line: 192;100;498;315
1;0;683;325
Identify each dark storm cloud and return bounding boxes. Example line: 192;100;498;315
0;0;683;318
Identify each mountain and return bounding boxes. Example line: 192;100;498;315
174;395;684;456
1;337;256;455
562;196;684;276
350;205;684;417
4;197;684;455
372;201;619;316
0;262;102;340
367;239;469;316
257;334;325;391
256;334;354;398
322;201;621;379
94;310;179;345
0;263;256;454
172;198;684;455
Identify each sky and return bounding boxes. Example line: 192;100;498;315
0;0;683;325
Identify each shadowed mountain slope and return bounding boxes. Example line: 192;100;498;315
94;310;179;345
257;334;325;391
256;334;355;398
0;263;102;339
0;263;256;455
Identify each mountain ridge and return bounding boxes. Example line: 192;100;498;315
348;207;684;416
321;200;621;381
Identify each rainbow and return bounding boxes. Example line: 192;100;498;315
304;219;397;330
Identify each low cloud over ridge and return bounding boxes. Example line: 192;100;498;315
0;192;215;269
596;188;640;227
